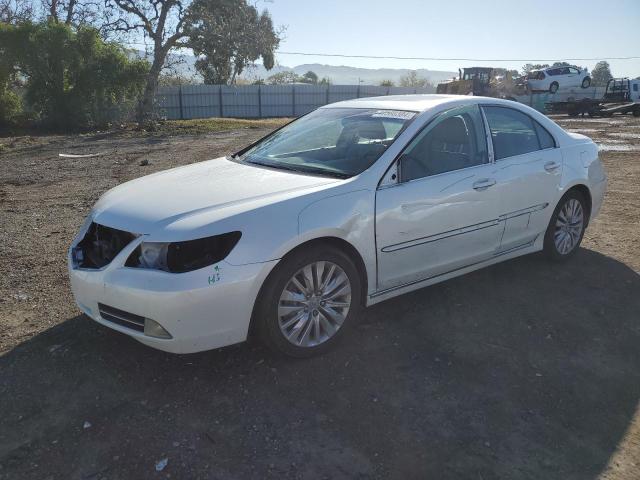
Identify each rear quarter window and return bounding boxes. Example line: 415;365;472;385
533;121;556;149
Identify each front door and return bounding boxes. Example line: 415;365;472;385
375;105;503;291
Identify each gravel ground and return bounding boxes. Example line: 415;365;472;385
1;116;639;479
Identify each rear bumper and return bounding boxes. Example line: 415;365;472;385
68;243;277;354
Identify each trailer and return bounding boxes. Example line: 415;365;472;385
546;78;640;117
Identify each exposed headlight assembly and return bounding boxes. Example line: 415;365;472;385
126;232;242;273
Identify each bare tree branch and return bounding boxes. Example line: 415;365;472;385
103;0;193;121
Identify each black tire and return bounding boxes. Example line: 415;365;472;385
254;245;363;357
543;190;588;261
633;107;640;117
549;82;559;94
581;77;591;88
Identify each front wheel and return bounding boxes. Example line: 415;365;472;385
581;77;591;88
543;191;588;261
255;245;362;357
549;82;559;94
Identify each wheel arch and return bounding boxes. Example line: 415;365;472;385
562;183;593;223
248;236;370;338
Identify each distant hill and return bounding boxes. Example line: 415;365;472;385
140;51;457;86
242;63;457;86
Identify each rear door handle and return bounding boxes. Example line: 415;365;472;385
544;161;561;172
472;178;496;191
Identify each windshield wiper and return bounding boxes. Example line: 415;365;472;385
245;159;350;179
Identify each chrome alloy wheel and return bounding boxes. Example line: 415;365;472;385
278;261;352;347
554;198;584;255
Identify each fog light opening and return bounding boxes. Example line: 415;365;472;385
144;318;173;339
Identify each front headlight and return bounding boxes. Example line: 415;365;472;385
126;232;242;273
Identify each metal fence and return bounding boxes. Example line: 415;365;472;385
155;84;434;120
154;84;610;120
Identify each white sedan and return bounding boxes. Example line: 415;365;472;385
68;95;607;357
527;66;591;93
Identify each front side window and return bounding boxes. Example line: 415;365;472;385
239;108;415;178
400;104;488;182
483;106;553;159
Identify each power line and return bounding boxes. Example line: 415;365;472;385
118;43;640;63
276;51;640;62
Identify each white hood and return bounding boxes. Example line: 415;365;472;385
92;157;340;234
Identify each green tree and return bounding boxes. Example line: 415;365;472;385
0;21;148;129
0;0;35;23
521;63;549;75
379;79;394;87
591;61;613;86
399;70;432;89
318;76;331;85
267;71;298;84
0;22;23;125
300;70;318;84
187;0;279;85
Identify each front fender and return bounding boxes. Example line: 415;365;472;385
296;189;377;295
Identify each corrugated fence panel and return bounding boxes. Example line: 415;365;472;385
221;85;260;118
390;87;418;95
359;86;390;97
294;85;327;116
155;86;181;120
155;84;443;119
261;85;294;117
328;85;360;103
182;84;220;119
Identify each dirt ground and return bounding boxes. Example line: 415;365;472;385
1;115;639;479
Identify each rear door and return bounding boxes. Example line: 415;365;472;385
481;105;562;252
566;67;582;87
375;104;503;291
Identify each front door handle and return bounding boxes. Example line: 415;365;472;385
473;178;496;191
544;161;561;172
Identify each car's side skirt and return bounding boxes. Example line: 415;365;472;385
367;236;540;306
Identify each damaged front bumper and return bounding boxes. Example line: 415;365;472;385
67;219;277;354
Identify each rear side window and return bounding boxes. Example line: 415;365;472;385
483;106;540;159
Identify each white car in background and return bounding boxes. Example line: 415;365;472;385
527;66;591;93
68;95;606;357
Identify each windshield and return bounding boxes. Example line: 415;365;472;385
238;107;416;178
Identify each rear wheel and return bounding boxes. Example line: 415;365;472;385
255;245;362;357
581;77;591;88
543;190;587;261
549;82;559;94
633;107;640;117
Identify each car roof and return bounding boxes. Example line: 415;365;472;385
322;94;514;113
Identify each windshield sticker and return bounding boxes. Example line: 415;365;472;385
208;265;222;285
371;110;416;120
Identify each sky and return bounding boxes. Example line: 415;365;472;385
261;0;640;77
